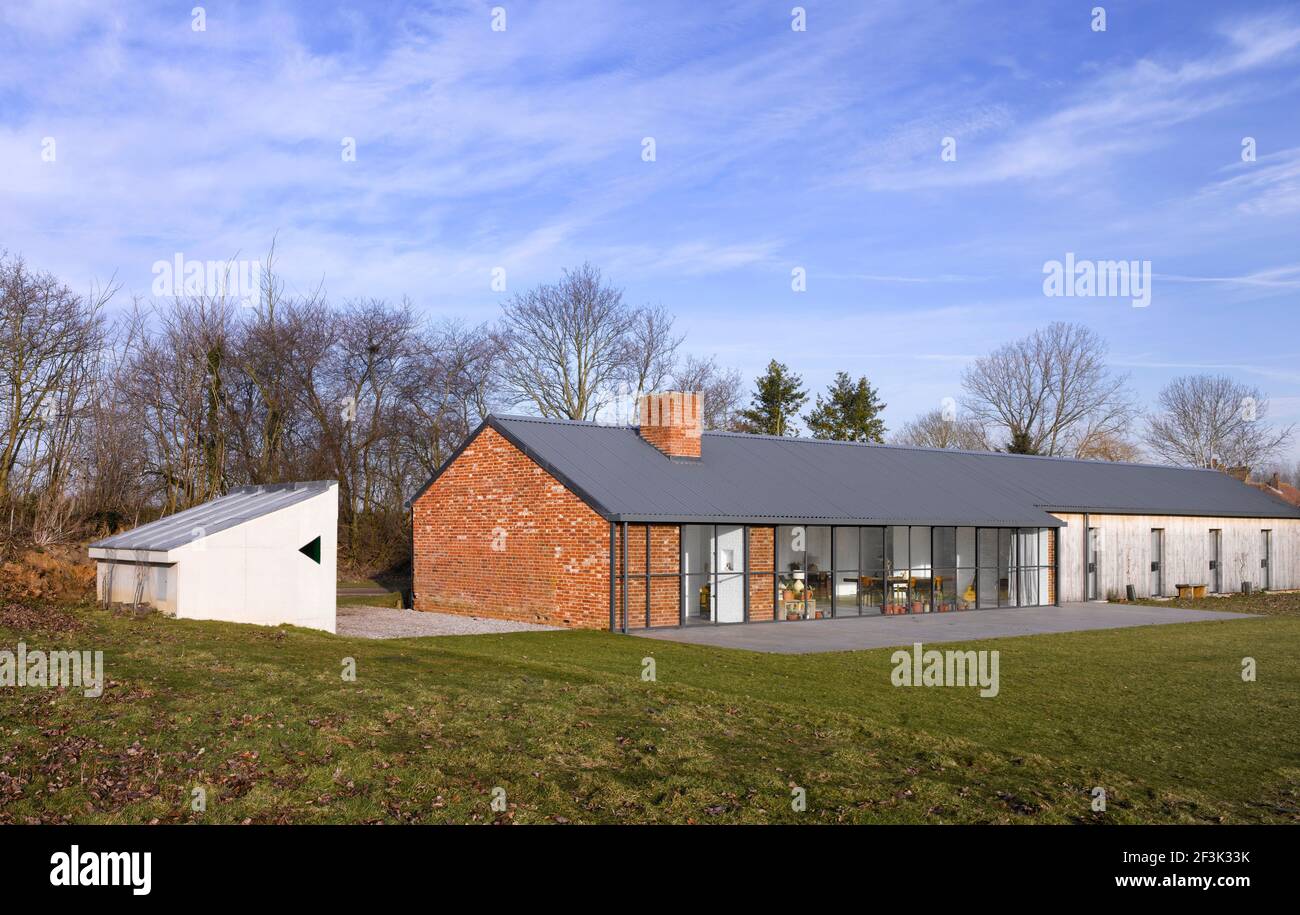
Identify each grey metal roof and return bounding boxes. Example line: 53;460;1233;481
91;481;335;552
426;416;1300;526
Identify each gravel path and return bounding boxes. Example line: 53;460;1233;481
337;605;560;639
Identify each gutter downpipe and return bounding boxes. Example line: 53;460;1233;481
621;520;629;634
608;521;616;632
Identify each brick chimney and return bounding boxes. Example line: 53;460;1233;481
1271;472;1281;490
638;391;702;459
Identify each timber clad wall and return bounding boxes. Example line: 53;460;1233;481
412;426;611;628
1052;512;1300;602
1047;528;1056;605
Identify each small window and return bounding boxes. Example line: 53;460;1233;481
299;536;321;564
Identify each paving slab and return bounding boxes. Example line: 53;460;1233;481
631;602;1252;654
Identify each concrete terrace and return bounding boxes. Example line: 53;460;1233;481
631;602;1252;654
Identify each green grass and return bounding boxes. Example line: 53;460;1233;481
1;598;1296;824
337;592;402;609
336;576;404;609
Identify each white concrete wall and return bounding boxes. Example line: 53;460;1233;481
173;484;338;632
1052;512;1300;602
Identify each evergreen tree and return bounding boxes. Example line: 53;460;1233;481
1005;429;1039;454
804;372;887;442
738;360;807;436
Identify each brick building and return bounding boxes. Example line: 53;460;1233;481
409;392;1300;632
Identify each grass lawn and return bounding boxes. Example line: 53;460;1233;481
337;576;404;609
337;592;402;609
1;596;1296;824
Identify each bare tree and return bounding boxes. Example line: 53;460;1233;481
497;263;637;420
622;303;682;401
672;354;744;431
1144;374;1293;470
961;322;1133;457
1073;427;1142;462
398;320;501;480
0;255;111;504
892;409;991;451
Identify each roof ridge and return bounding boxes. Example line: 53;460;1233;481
699;429;1221;471
491;413;1218;473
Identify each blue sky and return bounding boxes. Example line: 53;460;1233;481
3;1;1299;458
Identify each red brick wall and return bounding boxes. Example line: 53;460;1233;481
747;526;776;621
411;426;612;628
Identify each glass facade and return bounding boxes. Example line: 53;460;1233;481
636;522;1053;628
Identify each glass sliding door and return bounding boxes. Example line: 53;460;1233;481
804;526;831;618
1015;528;1039;606
682;524;713;624
909;526;933;613
682;524;746;624
860;527;886;614
833;526;860;617
884;526;910;614
714;525;746;623
977;528;999;608
933;526;957;613
776;525;809;619
956;527;977;610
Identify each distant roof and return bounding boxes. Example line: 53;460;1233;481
410;416;1300;526
1249;479;1300;509
91;481;336;552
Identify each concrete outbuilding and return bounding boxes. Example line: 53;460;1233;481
89;480;338;633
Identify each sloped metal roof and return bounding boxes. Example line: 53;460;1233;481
434;416;1300;526
91;481;335;552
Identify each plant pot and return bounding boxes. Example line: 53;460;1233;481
786;612;800;621
782;590;795;601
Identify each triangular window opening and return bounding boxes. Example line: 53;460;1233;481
299;536;321;564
